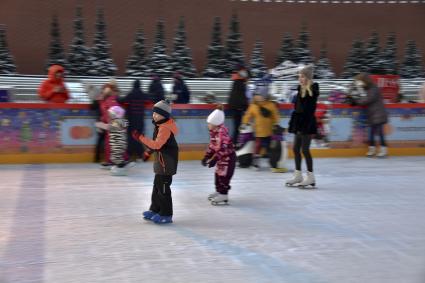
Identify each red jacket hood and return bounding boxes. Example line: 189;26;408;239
48;65;65;82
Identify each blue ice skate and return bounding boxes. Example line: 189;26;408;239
151;214;173;224
142;210;157;221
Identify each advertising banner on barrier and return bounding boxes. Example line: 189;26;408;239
0;104;424;158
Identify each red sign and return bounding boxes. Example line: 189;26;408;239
370;75;400;103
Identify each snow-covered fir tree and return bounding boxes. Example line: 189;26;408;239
126;26;148;77
380;32;398;75
315;44;335;79
341;39;365;78
224;12;245;75
0;25;16;74
89;8;117;76
171;17;196;77
275;32;294;65
203;17;226;78
400;40;424;78
293;24;313;64
363;31;382;74
46;14;67;70
250;40;266;78
146;20;171;77
67;6;93;76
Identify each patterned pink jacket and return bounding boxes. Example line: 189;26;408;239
204;125;235;175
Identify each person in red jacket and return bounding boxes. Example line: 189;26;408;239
38;65;70;103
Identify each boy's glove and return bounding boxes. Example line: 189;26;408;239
132;130;142;142
208;157;218;168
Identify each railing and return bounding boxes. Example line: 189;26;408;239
0;75;423;104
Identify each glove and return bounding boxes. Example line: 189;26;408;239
142;151;152;162
201;157;208;167
132;130;141;142
208;157;218;168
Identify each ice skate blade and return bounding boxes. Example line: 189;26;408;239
110;172;128;176
211;200;229;206
285;183;300;187
297;184;317;189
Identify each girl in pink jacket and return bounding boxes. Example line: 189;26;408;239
202;106;236;205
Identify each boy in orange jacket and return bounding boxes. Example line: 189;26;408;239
133;100;179;224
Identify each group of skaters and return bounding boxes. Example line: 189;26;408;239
37;63;389;224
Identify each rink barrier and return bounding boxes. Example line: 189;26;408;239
0;103;424;164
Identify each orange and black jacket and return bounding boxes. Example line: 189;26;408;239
38;65;69;103
137;118;179;176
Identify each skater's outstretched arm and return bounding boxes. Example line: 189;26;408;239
133;126;171;150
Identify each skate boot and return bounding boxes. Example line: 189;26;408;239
208;192;219;201
142;210;157;221
151;214;173;224
126;161;137;168
100;162;112;170
211;193;229;205
252;156;261;171
366;146;376;157
298;171;316;189
285;170;303;187
110;165;128;176
376;146;387;158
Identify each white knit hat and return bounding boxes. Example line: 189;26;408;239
207;109;225;126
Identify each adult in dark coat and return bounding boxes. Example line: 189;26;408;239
118;79;146;160
227;69;249;143
88;85;105;163
172;75;191;104
349;73;389;157
148;75;165;104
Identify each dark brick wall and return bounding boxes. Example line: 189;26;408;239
0;0;424;75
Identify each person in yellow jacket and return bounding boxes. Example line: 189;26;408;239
242;93;280;170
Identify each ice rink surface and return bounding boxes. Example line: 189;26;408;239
1;157;425;283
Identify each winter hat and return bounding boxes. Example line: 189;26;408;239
108;105;125;119
153;100;171;118
207;109;225;126
300;65;314;80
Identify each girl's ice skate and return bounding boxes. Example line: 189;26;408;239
211;194;229;205
110;165;128;176
285;170;303;187
208;192;219;201
376;146;387;158
366;146;376;157
297;171;316;189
